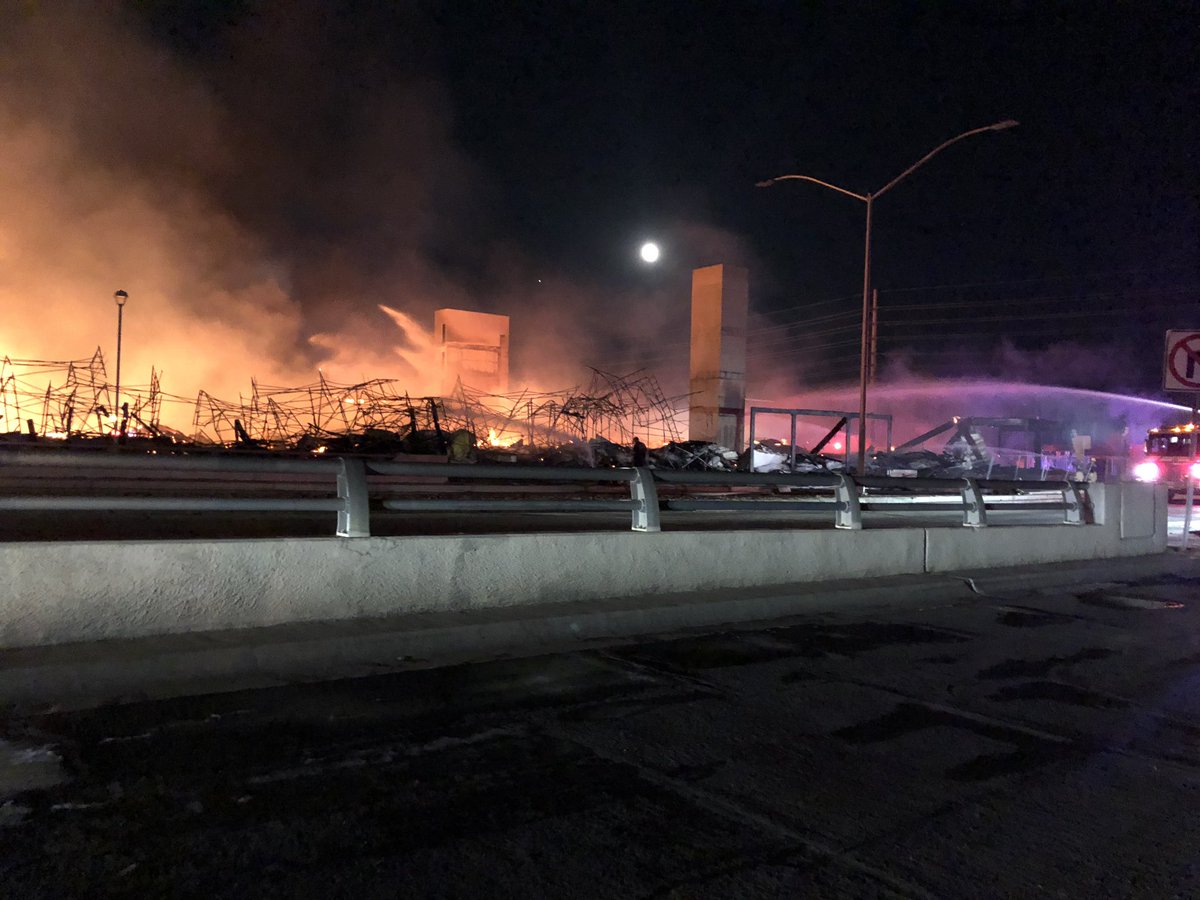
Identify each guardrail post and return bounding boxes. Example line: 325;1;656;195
1062;482;1087;525
834;475;862;530
337;457;371;537
961;478;987;528
630;467;661;532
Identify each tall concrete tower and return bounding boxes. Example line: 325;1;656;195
688;264;747;449
434;309;510;395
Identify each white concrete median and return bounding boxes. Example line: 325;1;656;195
924;483;1166;571
0;482;1167;650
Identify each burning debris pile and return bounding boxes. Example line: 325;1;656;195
447;368;684;451
191;376;465;453
0;351;168;441
189;367;686;457
0;351;1099;484
0;352;687;462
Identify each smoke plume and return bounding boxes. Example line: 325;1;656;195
0;3;727;432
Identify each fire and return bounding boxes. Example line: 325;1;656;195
486;427;520;448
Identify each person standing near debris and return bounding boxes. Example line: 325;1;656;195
632;436;649;467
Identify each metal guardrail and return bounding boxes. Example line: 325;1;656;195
366;461;659;534
0;450;1089;537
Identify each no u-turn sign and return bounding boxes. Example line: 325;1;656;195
1165;330;1200;391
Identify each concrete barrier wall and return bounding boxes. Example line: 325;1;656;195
1;529;926;648
0;482;1166;649
924;483;1167;572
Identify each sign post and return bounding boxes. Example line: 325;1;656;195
1184;396;1199;551
1164;331;1200;550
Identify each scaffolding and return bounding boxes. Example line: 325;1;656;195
190;375;453;448
188;367;684;450
0;349;164;439
1;347;685;453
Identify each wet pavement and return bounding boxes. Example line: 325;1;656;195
5;559;1200;897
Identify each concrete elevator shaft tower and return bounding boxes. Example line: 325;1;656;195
688;264;748;449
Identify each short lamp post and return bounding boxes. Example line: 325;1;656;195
113;289;128;434
757;119;1018;473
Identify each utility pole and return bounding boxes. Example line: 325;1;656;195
869;288;879;386
1183;393;1198;550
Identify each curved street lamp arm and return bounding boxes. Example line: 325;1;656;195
873;119;1019;200
755;174;868;203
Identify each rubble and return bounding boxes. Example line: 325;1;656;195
745;439;845;475
0;352;692;463
649;441;739;471
879;416;1088;480
869;449;979;479
1;350;164;441
0;351;1094;482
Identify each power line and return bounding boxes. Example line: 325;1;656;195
879;265;1200;295
748;308;859;336
747;323;1144;362
751;323;861;348
619;315;1139;368
593;276;1197;371
881;308;1127;328
882;285;1197;313
749;268;1197;321
755;292;861;318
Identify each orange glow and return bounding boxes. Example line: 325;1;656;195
486;427;521;448
0;5;706;448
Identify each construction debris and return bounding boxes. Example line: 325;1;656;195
3;353;1089;482
0;354;690;466
883;416;1082;480
650;441;740;471
0;350;167;442
189;367;685;454
746;440;845;474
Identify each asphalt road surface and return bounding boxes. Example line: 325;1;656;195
5;558;1200;898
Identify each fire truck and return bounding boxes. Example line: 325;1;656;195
1133;423;1200;497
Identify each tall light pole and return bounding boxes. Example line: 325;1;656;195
113;289;128;434
757;119;1018;473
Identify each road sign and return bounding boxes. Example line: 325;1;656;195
1164;330;1200;391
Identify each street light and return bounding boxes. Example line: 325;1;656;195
113;289;128;435
757;119;1018;473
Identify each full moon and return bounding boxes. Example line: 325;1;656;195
639;241;660;263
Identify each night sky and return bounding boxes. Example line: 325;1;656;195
24;2;1200;397
427;2;1200;392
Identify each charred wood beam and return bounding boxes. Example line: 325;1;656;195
810;417;848;454
895;419;956;451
